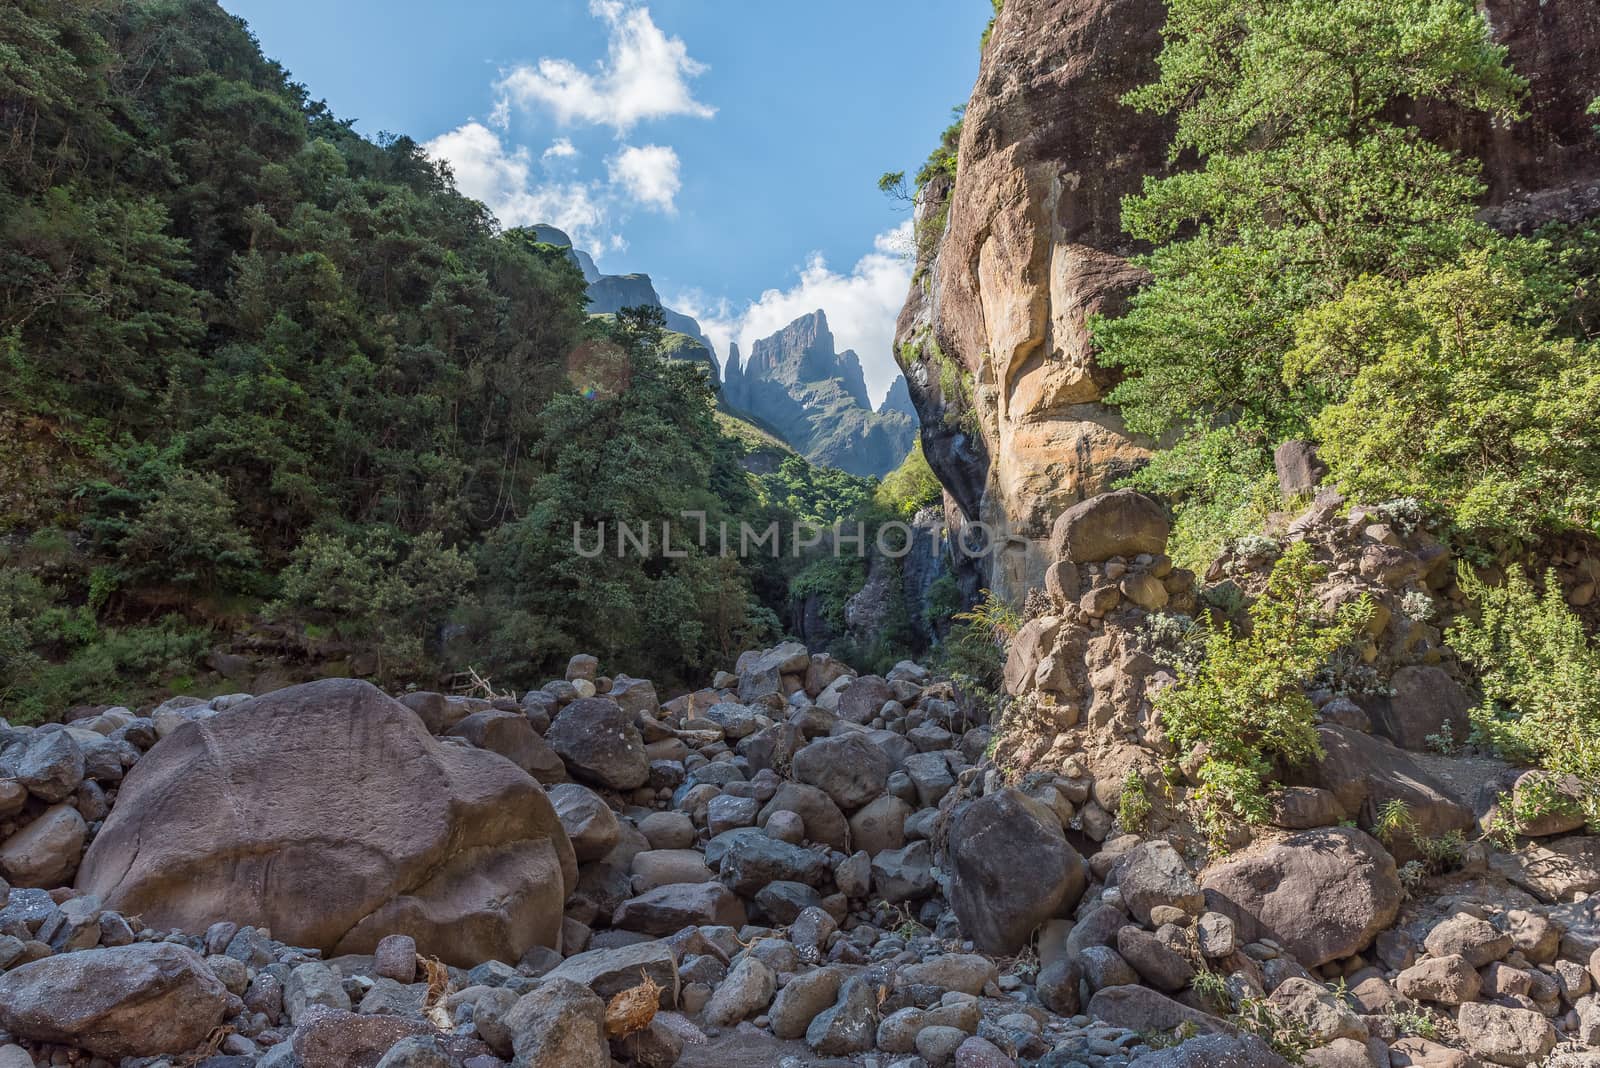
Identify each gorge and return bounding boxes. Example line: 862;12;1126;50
0;2;1599;1068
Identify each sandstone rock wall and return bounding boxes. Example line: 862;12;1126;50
896;0;1600;603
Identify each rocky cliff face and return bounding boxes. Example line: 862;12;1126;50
533;227;721;378
878;375;916;419
896;0;1600;602
723;310;916;478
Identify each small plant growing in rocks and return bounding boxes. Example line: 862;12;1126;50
1118;770;1153;832
1375;497;1428;535
1136;611;1206;674
1158;542;1373;844
1400;589;1438;622
1451;565;1600;829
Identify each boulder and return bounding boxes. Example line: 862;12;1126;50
791;733;892;811
1274;441;1327;498
947;788;1087;954
1267;977;1368;1043
1396;956;1482;1005
806;975;878;1055
717;834;830;896
849;795;911;856
1455;1002;1557;1067
445;709;548;774
548;784;620;862
1509;771;1588;837
629;848;715;892
756;783;849;851
835;675;894;725
612;882;746;936
545;697;649;790
0;943;229;1058
291;1009;434;1067
76;679;576;967
1489;835;1600;901
872;841;936;903
542;941;679;1005
1086;985;1228;1036
737;643;809;703
706;957;776;1026
504;978;608;1068
15;730;85;802
1371;666;1473;751
1049;490;1169;564
1116;841;1204;925
0;803;87;888
1290;726;1473;843
1424;914;1512;968
1200;826;1402;967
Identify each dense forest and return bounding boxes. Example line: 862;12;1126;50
0;0;942;719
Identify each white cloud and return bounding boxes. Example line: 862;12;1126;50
424;121;613;251
673;221;915;406
607;144;681;213
543;138;579;162
496;0;715;134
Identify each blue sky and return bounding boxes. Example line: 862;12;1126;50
219;0;991;402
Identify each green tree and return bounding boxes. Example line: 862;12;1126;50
1096;0;1524;536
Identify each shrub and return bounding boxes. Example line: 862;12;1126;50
1158;542;1372;841
0;567;48;708
932;588;1018;697
1293;256;1600;543
275;529;475;675
88;459;260;594
1449;566;1599;829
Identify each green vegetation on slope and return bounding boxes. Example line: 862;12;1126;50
0;0;879;715
1158;544;1372;845
1090;0;1586;564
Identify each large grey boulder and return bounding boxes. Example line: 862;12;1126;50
546;697;649;790
542;940;679;1005
791;733;891;811
76;679;576;967
1368;666;1474;752
1200;826;1402;968
1116;841;1204;925
1086;985;1229;1036
1455;1002;1557;1067
15;730;85;802
0;803;87;888
718;834;830;895
504;978;608;1068
0;944;229;1058
946;787;1088;954
548;784;620;862
1290;726;1474;844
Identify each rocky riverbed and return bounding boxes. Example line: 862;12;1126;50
0;623;1596;1068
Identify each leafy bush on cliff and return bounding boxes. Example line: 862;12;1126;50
1450;567;1600;829
1289;251;1600;542
1094;0;1527;541
1158;543;1372;841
